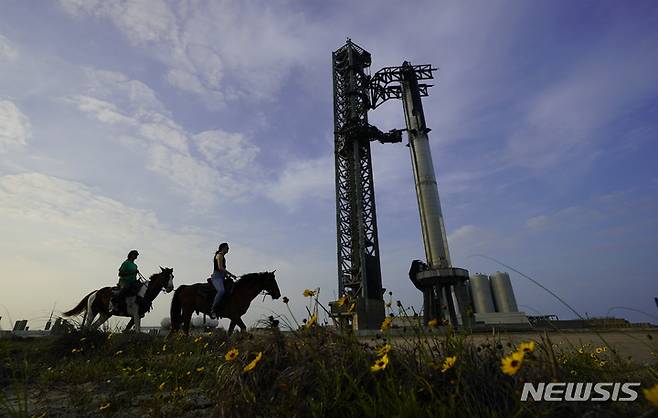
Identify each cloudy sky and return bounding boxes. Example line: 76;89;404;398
1;1;657;330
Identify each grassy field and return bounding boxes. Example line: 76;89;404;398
1;321;658;418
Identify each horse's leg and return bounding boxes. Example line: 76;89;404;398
228;320;236;336
235;318;247;333
127;297;141;333
134;314;141;333
182;306;193;334
124;318;134;332
91;313;110;330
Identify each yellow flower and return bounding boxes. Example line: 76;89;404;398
196;367;205;372
376;344;392;357
303;289;316;297
501;351;524;376
225;348;239;361
644;384;658;408
577;347;584;354
98;402;110;411
162;344;167;352
427;319;439;328
347;303;356;313
305;313;318;328
370;354;389;372
243;352;263;372
336;296;347;307
380;317;393;332
158;382;166;391
595;347;604;354
517;341;535;355
599;361;606;367
194;336;203;344
441;356;457;373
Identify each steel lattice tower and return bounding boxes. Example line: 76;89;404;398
332;40;385;329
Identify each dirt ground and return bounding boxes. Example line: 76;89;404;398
473;329;658;364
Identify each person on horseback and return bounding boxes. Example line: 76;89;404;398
112;250;142;311
211;242;236;317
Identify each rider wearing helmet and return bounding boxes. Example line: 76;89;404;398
211;242;236;317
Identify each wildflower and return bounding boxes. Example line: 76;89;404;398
303;289;316;297
204;342;209;349
590;353;597;359
599;361;606;367
114;350;123;356
158;382;166;390
336;295;347;307
243;352;263;372
306;313;318;328
376;344;391;357
194;336;203;344
99;402;110;411
441;356;457;373
162;344;167;352
196;367;205;372
225;348;239;361
347;303;356;313
71;348;82;353
595;347;604;354
645;384;658;407
427;319;438;328
501;351;524;376
380;317;393;332
370;354;389;372
517;341;535;355
577;348;584;354
570;370;577;376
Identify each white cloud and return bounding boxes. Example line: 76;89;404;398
58;0;309;102
0;99;31;153
0;34;19;62
66;95;136;125
266;156;334;210
504;41;658;170
525;215;548;230
194;130;259;170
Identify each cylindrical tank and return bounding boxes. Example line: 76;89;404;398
469;274;495;313
490;271;518;312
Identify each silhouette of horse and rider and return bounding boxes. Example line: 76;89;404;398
63;242;281;335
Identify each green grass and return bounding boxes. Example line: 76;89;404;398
1;324;657;417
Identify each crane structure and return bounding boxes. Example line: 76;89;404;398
331;39;472;329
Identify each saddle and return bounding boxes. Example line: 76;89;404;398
196;277;235;315
110;283;148;315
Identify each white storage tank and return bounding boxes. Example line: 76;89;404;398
469;273;495;313
490;271;518;313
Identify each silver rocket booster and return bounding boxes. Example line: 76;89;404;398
400;62;451;269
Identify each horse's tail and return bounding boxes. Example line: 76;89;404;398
170;286;184;331
62;290;96;317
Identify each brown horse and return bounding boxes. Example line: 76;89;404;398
63;267;174;332
170;271;280;335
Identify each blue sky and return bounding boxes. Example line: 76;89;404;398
0;0;657;329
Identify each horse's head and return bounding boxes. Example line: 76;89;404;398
261;270;281;300
157;266;175;293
